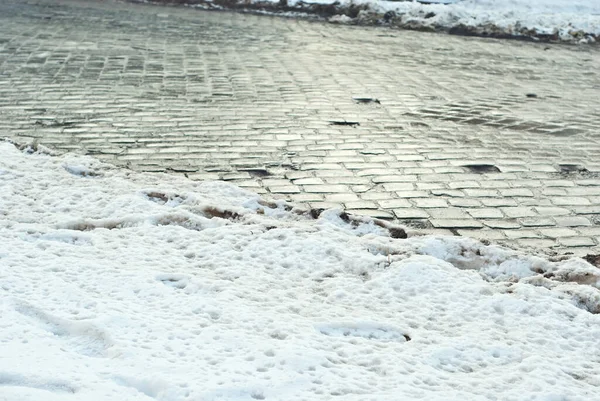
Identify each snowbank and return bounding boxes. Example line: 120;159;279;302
354;0;600;42
1;141;600;400
148;0;600;42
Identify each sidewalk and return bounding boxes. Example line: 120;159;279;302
0;0;599;257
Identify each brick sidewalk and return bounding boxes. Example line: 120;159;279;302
1;0;599;257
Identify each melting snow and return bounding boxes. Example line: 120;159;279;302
1;141;600;400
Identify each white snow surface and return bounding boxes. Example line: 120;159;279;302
1;141;600;400
282;0;600;39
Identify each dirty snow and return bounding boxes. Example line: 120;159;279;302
1;141;600;400
276;0;600;40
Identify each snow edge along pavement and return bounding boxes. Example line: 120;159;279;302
2;139;599;315
123;0;600;43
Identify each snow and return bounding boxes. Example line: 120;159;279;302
1;141;600;400
258;0;600;40
366;0;600;38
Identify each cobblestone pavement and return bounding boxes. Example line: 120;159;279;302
1;0;599;257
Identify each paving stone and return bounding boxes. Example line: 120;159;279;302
325;193;360;203
428;208;470;219
552;197;591;206
393;209;430;219
349;209;395;220
500;207;537;218
558;237;596;247
360;192;395;201
482;220;521;229
449;181;481;189
576;227;600;236
412;198;449;208
372;175;416;183
463;189;500;198
539;228;579;238
378;199;412;209
504;230;541;239
292;177;324;185
534;207;572;216
430;189;465;197
351;185;371;193
457;229;506;241
519;218;556;227
393;190;429;199
430;219;483;229
345;201;378;209
382;183;415;192
449;198;483;208
466;208;504;219
481;198;518;207
416;183;448;191
516;239;557;249
500;188;535;197
290;193;325;202
553;216;592;227
303;185;349;193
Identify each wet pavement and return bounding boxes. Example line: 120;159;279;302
1;0;599;257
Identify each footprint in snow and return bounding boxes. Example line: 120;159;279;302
156;273;190;289
63;164;101;177
316;322;410;342
13;301;113;357
0;372;76;394
112;375;171;399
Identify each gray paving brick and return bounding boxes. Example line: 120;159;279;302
482;220;521;229
349;209;395;220
394;191;430;199
481;198;518;207
466;208;504;219
431;189;465;197
449;199;483;208
534;207;572;216
412;199;449;209
553;216;593;227
500;207;537;218
504;230;541;239
500;188;535;197
516;239;557;249
269;186;301;194
519;218;556;227
457;229;506;241
539;228;579;238
428;208;470;219
552;197;591;206
382;183;415;192
393;209;430;219
303;185;349;193
378;199;412;209
345;201;378;210
325;193;360;203
431;219;483;229
558;237;596;247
